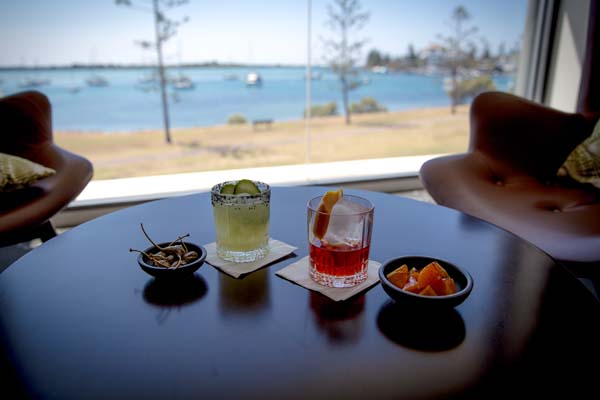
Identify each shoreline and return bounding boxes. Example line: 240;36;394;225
2;68;511;133
54;101;453;135
55;104;470;180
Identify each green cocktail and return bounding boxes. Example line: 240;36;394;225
211;180;270;263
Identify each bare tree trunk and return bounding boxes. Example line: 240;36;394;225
153;0;172;144
341;13;351;125
450;66;457;114
342;77;351;124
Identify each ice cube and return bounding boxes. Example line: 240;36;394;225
323;199;369;246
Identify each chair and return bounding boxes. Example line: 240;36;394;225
0;91;93;246
420;1;600;278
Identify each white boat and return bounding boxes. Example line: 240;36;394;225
86;75;109;87
371;66;388;74
246;72;262;86
67;84;81;94
18;77;50;88
136;72;159;92
138;73;158;85
171;74;195;90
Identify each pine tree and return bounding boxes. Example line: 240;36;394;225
322;0;370;125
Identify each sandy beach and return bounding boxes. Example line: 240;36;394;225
55;104;470;180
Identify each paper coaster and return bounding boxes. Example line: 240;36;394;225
204;238;297;278
275;256;381;302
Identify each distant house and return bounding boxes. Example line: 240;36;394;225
419;44;446;74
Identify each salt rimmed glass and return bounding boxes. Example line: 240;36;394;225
211;181;270;263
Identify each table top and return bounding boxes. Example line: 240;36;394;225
1;186;599;399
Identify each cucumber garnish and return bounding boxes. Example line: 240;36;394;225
220;183;236;194
234;179;260;195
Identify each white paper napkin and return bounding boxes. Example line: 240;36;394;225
276;256;381;302
204;238;297;278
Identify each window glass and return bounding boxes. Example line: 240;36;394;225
0;0;527;180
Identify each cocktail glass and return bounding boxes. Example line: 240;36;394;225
211;180;270;263
307;194;374;288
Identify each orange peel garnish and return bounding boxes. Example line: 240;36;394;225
312;188;343;239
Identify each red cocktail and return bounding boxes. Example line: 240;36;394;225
307;192;374;288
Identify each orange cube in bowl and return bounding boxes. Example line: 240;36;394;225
431;277;457;296
386;264;409;288
442;278;457;295
387;260;458;297
403;280;420;293
429;277;445;294
433;261;450;278
417;261;448;289
379;256;472;306
419;285;437;296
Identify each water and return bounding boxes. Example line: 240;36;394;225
0;66;513;132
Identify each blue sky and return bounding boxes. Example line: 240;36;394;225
0;0;527;66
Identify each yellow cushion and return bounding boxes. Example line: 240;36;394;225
563;119;600;188
0;152;56;192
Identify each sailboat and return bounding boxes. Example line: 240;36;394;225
245;72;262;86
138;72;157;85
223;73;239;81
170;41;195;91
136;69;159;92
304;71;322;80
86;74;109;87
67;84;81;94
244;41;262;87
18;77;50;88
171;73;195;90
85;47;109;87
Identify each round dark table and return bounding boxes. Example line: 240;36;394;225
1;187;599;399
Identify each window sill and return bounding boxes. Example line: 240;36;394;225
54;154;439;227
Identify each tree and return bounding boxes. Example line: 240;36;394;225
115;0;189;144
407;43;418;67
322;0;370;125
437;6;478;114
366;49;383;67
480;37;491;60
498;42;506;58
449;75;495;103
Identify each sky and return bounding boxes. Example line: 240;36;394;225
0;0;528;67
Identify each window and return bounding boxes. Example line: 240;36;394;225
0;0;527;183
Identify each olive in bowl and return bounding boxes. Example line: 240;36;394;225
137;241;207;279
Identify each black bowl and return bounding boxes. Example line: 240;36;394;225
137;241;206;279
379;256;473;308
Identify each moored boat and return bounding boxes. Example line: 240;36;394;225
246;72;262;86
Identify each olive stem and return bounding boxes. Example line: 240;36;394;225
167;233;190;249
140;223;165;251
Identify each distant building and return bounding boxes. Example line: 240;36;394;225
419;44;446;75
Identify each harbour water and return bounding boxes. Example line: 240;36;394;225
0;66;513;132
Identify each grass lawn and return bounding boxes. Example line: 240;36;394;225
55;104;470;180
